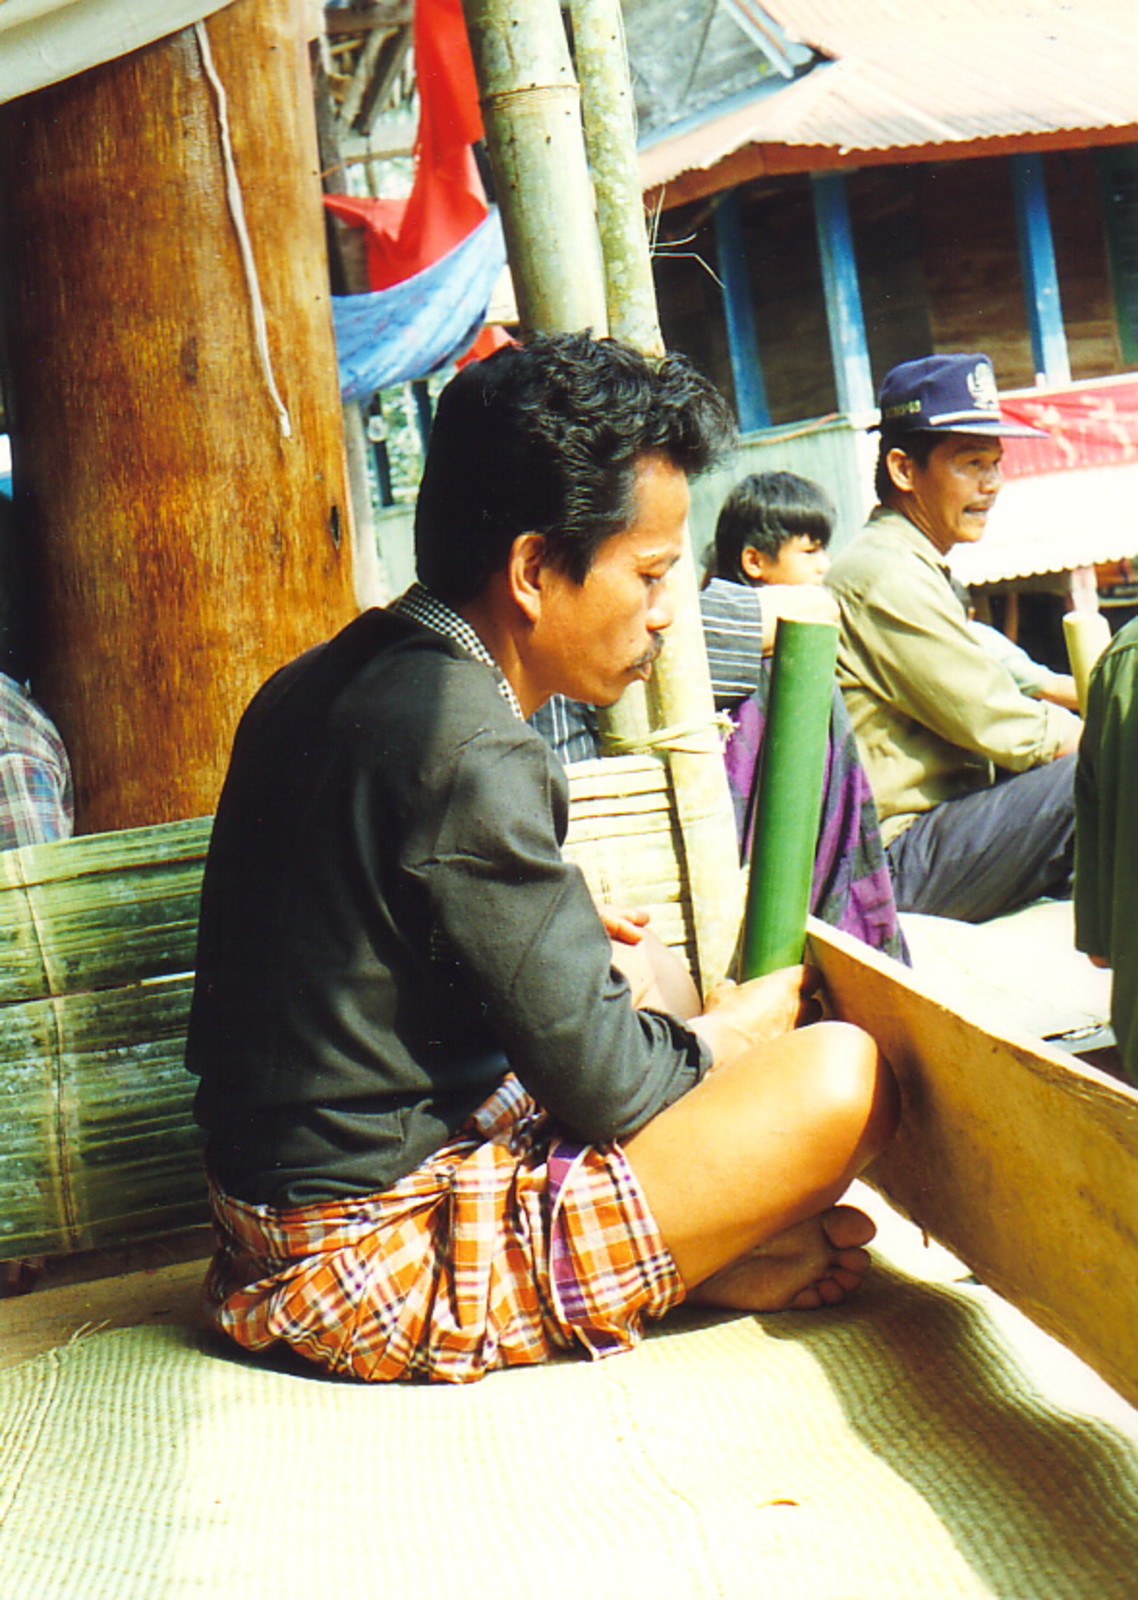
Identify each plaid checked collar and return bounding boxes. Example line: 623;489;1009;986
390;583;524;722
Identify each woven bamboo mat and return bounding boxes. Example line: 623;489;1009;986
1;1236;1137;1600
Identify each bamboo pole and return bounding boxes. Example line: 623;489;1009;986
568;0;654;756
460;0;608;336
462;0;742;986
572;0;742;987
567;0;662;355
1063;609;1111;715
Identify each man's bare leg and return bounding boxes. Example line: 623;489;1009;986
624;1017;896;1312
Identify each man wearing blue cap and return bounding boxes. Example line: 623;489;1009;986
826;353;1082;923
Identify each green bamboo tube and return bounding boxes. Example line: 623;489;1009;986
739;618;839;979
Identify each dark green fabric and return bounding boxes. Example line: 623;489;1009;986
1075;615;1138;1083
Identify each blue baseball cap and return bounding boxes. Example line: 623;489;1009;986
876;354;1048;438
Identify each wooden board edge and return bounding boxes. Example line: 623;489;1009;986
807;916;1138;1409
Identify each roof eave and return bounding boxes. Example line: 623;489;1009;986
643;123;1138;210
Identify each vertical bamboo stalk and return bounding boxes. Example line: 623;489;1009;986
462;0;742;987
573;0;742;987
567;0;662;355
739;619;838;978
461;0;637;742
460;0;608;336
1063;610;1111;716
567;0;653;757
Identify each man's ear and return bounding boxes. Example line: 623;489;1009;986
740;544;770;583
886;447;916;494
507;532;547;623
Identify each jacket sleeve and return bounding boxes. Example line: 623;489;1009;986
838;556;1078;772
1073;641;1136;964
402;724;709;1142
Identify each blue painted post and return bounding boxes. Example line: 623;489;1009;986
811;171;875;418
713;189;771;432
1011;153;1071;385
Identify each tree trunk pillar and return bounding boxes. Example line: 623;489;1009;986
0;0;357;832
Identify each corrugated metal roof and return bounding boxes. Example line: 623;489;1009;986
639;1;1138;193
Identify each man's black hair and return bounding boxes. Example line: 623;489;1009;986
874;428;941;503
709;470;835;585
414;331;736;602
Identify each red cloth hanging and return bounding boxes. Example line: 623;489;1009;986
324;0;488;293
456;324;516;368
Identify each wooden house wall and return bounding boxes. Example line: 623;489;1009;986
652;209;739;412
655;180;839;425
654;150;1127;428
370;149;1134;593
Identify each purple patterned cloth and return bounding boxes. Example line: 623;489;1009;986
723;661;908;962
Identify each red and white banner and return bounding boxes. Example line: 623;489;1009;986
1000;375;1138;479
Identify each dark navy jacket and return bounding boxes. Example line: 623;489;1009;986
186;608;708;1206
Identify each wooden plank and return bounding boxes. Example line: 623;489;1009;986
808;916;1138;1408
0;1252;209;1372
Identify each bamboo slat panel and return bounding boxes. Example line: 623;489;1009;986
0;765;711;1257
0;816;211;1005
0;819;212;1256
565;754;714;973
0;976;206;1256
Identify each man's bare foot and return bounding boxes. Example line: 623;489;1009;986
686;1204;876;1312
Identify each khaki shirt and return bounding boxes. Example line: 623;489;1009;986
826;507;1079;844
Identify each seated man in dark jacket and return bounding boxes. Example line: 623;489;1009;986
186;333;896;1385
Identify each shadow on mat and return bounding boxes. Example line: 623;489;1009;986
760;1262;1138;1597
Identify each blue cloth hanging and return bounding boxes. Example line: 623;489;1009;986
331;209;507;403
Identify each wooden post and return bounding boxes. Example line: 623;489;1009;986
1011;152;1072;386
713;189;771;433
811;171;875;419
0;0;357;833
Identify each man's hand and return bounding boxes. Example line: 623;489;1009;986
688;965;822;1069
1054;715;1083;759
598;904;650;945
760;585;840;653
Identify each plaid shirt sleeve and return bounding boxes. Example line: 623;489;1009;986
0;676;74;849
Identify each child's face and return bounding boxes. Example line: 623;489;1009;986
743;535;830;586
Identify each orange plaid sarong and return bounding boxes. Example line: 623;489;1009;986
203;1075;684;1383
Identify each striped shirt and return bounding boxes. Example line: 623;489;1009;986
698;577;767;709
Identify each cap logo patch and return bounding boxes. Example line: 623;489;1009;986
967;361;1000;414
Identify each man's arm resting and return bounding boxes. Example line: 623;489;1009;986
836;570;1081;771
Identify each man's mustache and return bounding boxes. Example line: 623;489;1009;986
632;637;665;671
